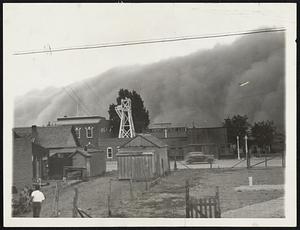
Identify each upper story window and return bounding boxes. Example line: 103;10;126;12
85;126;94;138
75;127;81;139
107;147;113;159
100;127;108;133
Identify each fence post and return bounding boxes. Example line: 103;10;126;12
185;179;190;218
174;155;177;171
72;187;78;217
130;178;133;200
215;186;221;218
161;159;164;176
56;182;60;216
108;179;112;216
265;154;267;168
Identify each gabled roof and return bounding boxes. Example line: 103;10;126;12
13;125;78;149
120;133;168;148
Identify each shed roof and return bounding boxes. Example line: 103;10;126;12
13;125;78;149
121;134;168;148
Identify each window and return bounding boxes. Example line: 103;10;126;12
107;147;113;159
75;127;81;139
85;126;94;138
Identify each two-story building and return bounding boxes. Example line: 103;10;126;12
54;115;111;149
148;123;188;160
148;123;231;159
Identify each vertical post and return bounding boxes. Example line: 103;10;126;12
108;178;112;216
55;182;59;216
130;157;133;199
72;187;78;217
216;186;221;218
161;159;164;176
237;136;240;160
174;155;177;171
107;195;111;217
265;153;268;168
185;180;190;218
130;178;133;200
245;135;250;168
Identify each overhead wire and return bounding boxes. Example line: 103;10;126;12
62;87;90;115
68;87;92;115
13;27;286;56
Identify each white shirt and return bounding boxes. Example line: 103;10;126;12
31;190;45;202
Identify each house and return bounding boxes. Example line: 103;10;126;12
116;134;169;181
14;125;107;180
54;115;111;148
12;130;48;191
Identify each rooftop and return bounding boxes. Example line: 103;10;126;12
13;125;78;149
55;115;105;125
121;133;168;148
149;123;187;129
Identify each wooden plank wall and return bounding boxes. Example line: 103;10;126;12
117;154;155;181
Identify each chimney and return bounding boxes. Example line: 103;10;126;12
32;125;38;143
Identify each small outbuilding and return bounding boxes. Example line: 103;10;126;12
116;134;169;181
66;148;106;179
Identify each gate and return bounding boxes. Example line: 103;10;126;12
185;180;221;218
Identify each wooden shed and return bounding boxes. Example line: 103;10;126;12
64;148;106;179
116;134;169;181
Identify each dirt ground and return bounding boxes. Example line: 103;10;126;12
22;167;284;218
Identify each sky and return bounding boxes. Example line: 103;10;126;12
3;3;294;97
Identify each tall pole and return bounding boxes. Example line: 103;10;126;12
245;135;249;168
237;136;240;160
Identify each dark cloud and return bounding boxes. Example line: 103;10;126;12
14;32;285;132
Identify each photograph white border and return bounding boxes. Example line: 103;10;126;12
3;3;297;227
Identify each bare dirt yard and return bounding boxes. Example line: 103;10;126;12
22;167;284;218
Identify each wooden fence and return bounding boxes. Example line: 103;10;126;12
185;180;221;218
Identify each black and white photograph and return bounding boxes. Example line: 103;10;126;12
3;3;296;227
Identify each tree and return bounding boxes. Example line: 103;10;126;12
251;120;276;152
223;115;250;145
108;89;150;137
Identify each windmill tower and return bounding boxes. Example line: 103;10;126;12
115;97;136;138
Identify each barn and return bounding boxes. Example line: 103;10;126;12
116;134;169;181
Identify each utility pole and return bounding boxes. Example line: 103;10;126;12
237;136;240;160
245;135;250;168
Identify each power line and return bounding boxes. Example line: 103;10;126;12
82;81;103;113
68;87;92;115
62;87;90;115
13;27;285;56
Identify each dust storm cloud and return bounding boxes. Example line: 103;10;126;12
14;32;285;132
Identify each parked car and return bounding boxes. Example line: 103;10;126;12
185;152;214;164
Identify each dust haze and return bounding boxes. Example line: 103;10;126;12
14;32;285;132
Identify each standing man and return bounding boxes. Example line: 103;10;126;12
31;185;45;217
